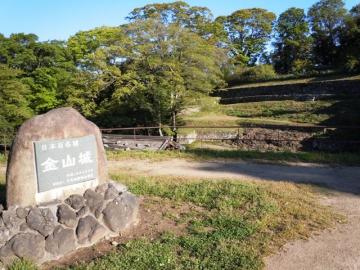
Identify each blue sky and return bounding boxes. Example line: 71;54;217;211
1;0;358;41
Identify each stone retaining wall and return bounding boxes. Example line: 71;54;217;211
178;128;359;152
0;181;138;265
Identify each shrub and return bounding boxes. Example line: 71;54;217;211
227;64;278;84
292;59;313;75
344;56;360;73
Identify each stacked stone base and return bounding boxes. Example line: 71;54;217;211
0;181;139;265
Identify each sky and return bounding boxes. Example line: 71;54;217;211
1;0;359;41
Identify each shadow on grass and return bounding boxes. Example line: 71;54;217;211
185;147;360;166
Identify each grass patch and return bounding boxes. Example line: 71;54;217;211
0;153;7;165
224;100;334;125
225;73;360;89
8;259;38;270
65;174;339;270
106;147;360;166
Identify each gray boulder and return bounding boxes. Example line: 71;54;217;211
65;194;85;210
6;107;108;207
16;207;29;219
95;183;109;194
57;204;77;228
76;216;106;244
45;225;76;256
84;189;104;214
102;193;139;232
0;233;45;261
26;208;55;236
108;181;127;193
76;206;89;218
2;209;22;231
104;186;120;200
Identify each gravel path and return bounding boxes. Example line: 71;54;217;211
109;159;360;270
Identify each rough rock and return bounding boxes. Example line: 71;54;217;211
94;205;104;219
65;195;85;210
108;182;127;193
104;186;119;200
84;189;104;214
95;183;109;194
0;233;45;260
0;182;139;265
2;209;22;231
102;193;139;232
76;216;106;244
19;223;28;232
0;228;11;246
6;107;108;207
16;207;29;219
76;206;89;218
45;226;76;255
26;208;55;236
57;204;77;228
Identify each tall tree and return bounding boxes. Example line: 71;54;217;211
217;8;276;66
340;4;360;71
0;34;77;114
107;19;226;128
308;0;347;68
0;65;33;146
272;8;312;74
66;27;131;117
126;1;217;40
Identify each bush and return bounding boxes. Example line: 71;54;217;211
227;64;278;84
292;59;313;75
344;56;360;73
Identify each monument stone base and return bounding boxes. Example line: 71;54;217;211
0;181;139;265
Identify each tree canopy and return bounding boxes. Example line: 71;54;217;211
0;0;359;139
272;8;312;74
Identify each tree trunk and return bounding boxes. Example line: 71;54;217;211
172;111;177;142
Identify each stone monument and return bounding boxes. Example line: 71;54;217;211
0;107;139;265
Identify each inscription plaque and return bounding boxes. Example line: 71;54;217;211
34;135;98;192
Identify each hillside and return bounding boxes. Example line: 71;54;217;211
177;75;360;152
182;74;360;128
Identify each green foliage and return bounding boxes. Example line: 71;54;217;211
340;4;360;72
272;8;313;74
308;0;347;68
8;259;38;270
227;64;277;83
0;0;359;134
90;20;226;128
217;8;276;65
126;1;219;41
0;65;33;144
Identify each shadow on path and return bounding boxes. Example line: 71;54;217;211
196;161;360;195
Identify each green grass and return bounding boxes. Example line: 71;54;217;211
0;153;6;165
106;147;360;166
223;100;334;125
61;174;339;270
8;259;37;270
224;73;360;89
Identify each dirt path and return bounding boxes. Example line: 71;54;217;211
109;159;360;270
